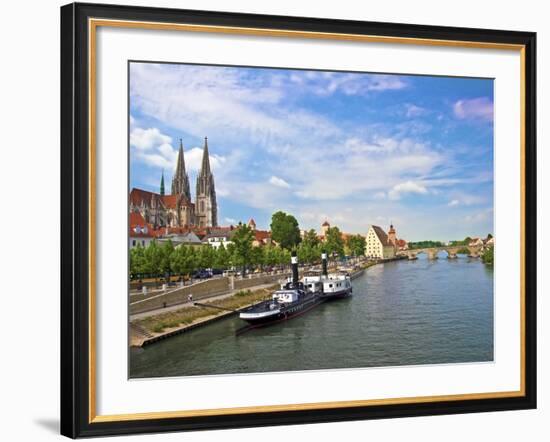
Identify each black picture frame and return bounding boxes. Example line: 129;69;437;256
61;2;537;438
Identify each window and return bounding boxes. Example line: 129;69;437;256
132;240;136;246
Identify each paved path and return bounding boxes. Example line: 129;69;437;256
129;283;276;321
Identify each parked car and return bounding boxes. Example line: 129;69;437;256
192;269;212;279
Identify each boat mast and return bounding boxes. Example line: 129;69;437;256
321;251;328;277
291;250;299;288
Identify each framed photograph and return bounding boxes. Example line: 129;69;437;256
60;2;536;438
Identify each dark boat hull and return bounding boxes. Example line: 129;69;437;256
240;294;321;326
320;286;352;301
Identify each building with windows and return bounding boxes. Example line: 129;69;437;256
129;137;218;229
129;212;154;249
365;225;396;259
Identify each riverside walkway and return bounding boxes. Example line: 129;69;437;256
130;282;278;321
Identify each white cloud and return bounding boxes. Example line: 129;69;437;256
224;217;237;224
405;103;427;118
298;72;408;96
388;181;429;200
130;124;226;173
129;63;492;240
184;147;225;173
269;176;291;188
447;192;487;208
465;208;494;223
130;127;171;151
130;63;339;147
453;97;493;122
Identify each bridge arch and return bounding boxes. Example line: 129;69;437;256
401;246;482;260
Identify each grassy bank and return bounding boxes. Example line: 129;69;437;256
133;285;277;334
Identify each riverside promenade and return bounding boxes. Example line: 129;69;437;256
129;261;381;348
129;272;291;316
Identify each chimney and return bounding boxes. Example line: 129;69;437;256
321;252;328;277
291;250;299;287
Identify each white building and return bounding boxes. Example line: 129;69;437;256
202;228;236;249
469;237;484;247
365;225;396;259
129;212;154;249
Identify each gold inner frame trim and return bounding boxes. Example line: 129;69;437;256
88;18;527;424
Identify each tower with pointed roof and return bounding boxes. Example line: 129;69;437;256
160;170;165;196
195;137;218;227
171;139;191;201
321;220;330;236
387;223;397;247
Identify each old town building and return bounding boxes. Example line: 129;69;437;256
129;137;218;229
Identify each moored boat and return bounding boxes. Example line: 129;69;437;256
302;253;353;301
239;252;323;325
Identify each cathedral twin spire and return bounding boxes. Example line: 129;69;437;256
162;137;217;227
196;137;218;227
170;139;191;201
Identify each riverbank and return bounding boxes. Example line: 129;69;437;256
130;258;401;347
130;285;277;347
130;252;493;378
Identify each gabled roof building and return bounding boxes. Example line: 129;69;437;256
129;137;218;229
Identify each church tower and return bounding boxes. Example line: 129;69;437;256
195;137;218;227
171;139;191;201
388;224;397;247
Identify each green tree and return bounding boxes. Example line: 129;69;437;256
170;245;195;277
302;229;320;248
197;245;215;269
408;240;444;249
270;211;301;250
214;243;230;269
481;246;494;266
262;245;279;267
129;244;146;278
231;223;254;272
143;240;163;281
159;240;175;276
325;226;345;258
346;234;366;257
250;246;264;269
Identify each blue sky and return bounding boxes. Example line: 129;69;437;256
129;62;494;242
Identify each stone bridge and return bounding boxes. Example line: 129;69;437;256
400;245;483;260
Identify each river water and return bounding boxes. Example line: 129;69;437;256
130;253;494;378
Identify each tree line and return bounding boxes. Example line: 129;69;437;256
130;210;367;280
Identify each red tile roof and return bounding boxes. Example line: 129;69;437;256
254;230;271;242
129;188;193;209
129;188;158;206
371;225;392;246
396;239;407;246
129;211;147;226
129;211;154;238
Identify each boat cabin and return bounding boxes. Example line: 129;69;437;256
322;275;351;294
272;290;300;304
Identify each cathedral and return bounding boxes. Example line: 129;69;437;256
129;137;218;228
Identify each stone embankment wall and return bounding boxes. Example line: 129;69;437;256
129;273;290;315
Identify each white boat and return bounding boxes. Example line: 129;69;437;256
302;253;353;301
